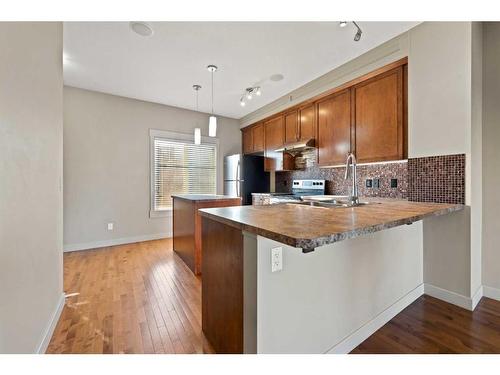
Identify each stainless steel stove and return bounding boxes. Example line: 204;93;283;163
252;179;325;205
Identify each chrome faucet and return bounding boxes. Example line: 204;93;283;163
344;152;359;206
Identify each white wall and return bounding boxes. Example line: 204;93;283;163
63;86;241;251
482;22;500;291
256;223;423;354
0;22;63;353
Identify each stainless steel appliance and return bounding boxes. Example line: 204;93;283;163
223;154;270;205
252;179;326;205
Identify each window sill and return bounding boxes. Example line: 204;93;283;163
150;209;172;218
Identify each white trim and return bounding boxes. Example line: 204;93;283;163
36;293;65;354
149;207;172;218
326;284;424;354
424;283;476;311
149;128;219;215
483;285;500;302
63;232;171;252
471;286;484;310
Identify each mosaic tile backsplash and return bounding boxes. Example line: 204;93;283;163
275;153;466;204
407;154;465;204
275;160;409;199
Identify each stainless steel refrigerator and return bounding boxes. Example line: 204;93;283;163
223;154;270;205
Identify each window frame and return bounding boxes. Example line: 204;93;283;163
149;129;219;218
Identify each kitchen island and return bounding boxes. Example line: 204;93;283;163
172;194;241;275
199;199;463;353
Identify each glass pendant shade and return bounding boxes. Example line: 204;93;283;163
209;115;217;137
194;127;201;145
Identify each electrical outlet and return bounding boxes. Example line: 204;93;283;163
107;222;114;231
391;178;398;188
365;179;373;188
373;178;380;189
271;247;283;273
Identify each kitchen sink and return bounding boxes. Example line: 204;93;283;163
289;199;378;208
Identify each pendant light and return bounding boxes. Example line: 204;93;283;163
207;64;218;137
193;84;202;145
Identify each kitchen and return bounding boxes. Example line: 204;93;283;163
2;11;500;367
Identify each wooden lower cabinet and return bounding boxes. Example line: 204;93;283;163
317;89;352;166
172;196;241;275
202;217;244;353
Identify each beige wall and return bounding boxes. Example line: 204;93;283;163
482;22;500;290
0;22;63;353
242;22;482;304
63;86;241;251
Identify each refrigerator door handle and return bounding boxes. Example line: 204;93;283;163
236;162;240;197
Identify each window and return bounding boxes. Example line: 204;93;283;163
150;129;218;217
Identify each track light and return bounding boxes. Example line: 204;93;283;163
339;21;363;42
240;86;261;107
353;22;362;41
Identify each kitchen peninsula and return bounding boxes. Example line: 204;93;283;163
199;200;463;353
172;194;241;275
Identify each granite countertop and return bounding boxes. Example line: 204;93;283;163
199;198;464;252
171;194;241;202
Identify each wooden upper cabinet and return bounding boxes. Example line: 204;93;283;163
284;111;299;143
264;116;285;151
242;127;253;154
298;104;316;141
353;66;404;163
252;123;265;153
242;123;265;154
264;115;294;171
317;89;352;166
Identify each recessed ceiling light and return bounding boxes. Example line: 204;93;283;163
270;74;284;82
130;22;154;37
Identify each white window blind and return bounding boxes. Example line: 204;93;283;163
151;131;217;214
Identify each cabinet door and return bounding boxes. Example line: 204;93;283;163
284;111;298;143
264;116;285;151
353;66;403;163
317;89;352;166
252;123;265;153
242;127;253;154
264;116;289;171
298;104;316;141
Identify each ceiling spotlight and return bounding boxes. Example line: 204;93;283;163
255;87;262;96
130;22;154;37
240;99;246;107
246;88;253;100
339;21;348;28
353;22;362;41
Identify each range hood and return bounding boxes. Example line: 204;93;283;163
275;138;316;153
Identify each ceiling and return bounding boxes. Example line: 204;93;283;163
63;22;419;119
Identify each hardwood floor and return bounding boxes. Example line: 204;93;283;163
47;238;500;354
351;295;500;354
46;239;214;354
